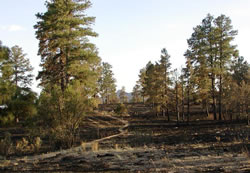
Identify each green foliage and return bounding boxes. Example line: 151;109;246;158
131;83;143;103
114;103;128;115
0;132;13;157
8;88;37;122
15;136;42;154
0;41;36;123
32;137;42;153
137;48;172;115
9;45;34;88
34;0;100;92
119;86;128;103
0;112;15;126
231;56;249;85
38;81;96;149
15;137;29;154
0;41;14;105
185;14;240;120
98;62;117;104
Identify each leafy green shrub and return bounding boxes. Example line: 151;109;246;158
114;103;128;115
15;137;42;154
15;137;29;154
0;132;13;157
31;137;42;153
0;112;15;126
38;82;97;149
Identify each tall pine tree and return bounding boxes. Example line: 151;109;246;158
214;15;238;120
34;0;100;92
98;62;117;104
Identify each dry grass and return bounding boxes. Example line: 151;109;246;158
91;142;99;152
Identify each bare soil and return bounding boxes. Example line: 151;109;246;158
0;115;249;172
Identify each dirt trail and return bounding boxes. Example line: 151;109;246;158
1;117;249;172
25;115;128;161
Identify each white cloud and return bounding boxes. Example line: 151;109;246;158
0;25;26;32
9;25;25;31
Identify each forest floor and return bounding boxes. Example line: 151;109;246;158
0;114;250;172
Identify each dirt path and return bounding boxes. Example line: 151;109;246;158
0;117;249;172
0;115;129;172
29;115;128;160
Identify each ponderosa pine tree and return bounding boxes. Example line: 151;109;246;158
10;46;34;88
34;0;100;92
8;46;36;122
35;0;101;148
119;86;128;103
138;68;147;103
213;15;238;120
183;50;196;122
0;42;36;123
98;62;117;104
131;83;143;103
144;62;159;112
187;14;219;120
158;48;172;117
231;56;249;85
179;71;185;121
230;56;249;118
0;42;13;105
186;14;241;120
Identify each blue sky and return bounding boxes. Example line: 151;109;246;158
0;0;249;93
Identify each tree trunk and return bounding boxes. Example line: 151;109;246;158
167;108;170;122
60;57;65;92
206;101;209;117
182;83;184;121
176;82;179;123
212;76;217;120
218;74;222;120
187;84;190;122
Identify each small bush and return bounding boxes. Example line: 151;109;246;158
114;103;128;115
38;82;92;150
0;132;13;157
0;113;15;126
15;137;42;154
32;137;42;153
15;138;29;154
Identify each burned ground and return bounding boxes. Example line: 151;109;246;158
0;115;249;172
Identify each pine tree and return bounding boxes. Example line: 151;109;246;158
0;41;13;105
144;62;159;112
98;62;117;104
34;0;100;92
131;83;143;103
35;0;101;147
214;14;238;120
119;86;128;103
138;68;147;103
10;45;33;88
186;14;241;120
187;14;218;120
183;50;196;122
179;71;185;121
231;56;249;85
0;42;36;123
158;48;172;117
230;56;249;119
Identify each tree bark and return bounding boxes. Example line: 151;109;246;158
187;83;190;122
212;75;217;120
